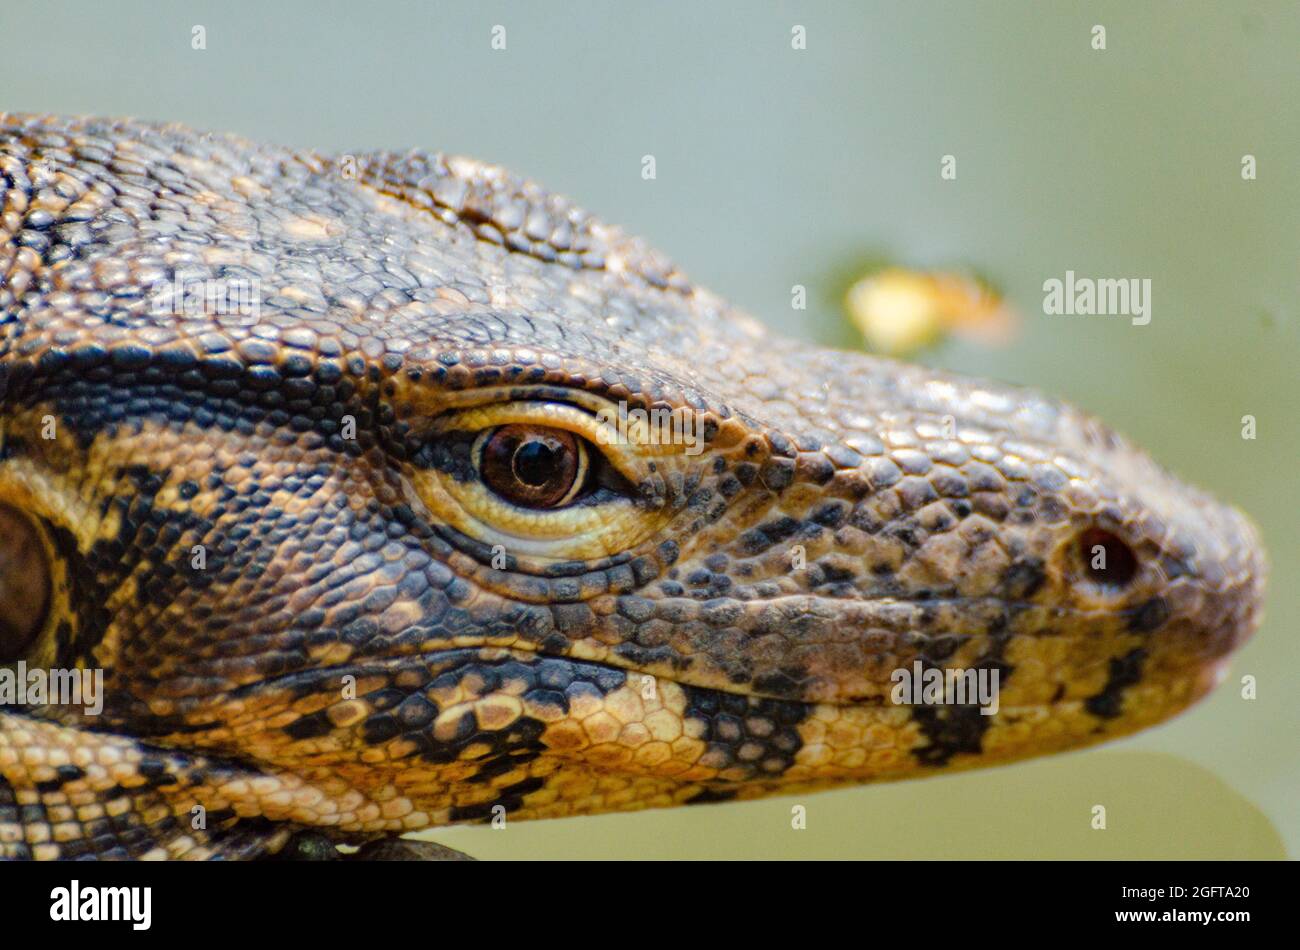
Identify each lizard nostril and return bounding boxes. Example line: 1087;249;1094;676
1079;527;1138;589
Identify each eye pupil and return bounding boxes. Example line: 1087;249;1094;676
478;424;586;508
513;438;562;487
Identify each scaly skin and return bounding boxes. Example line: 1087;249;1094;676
0;115;1266;860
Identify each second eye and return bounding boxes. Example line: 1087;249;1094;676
474;424;591;509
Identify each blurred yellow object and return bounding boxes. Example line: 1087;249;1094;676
845;268;1019;356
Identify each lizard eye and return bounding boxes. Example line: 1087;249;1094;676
413;397;683;562
0;503;52;662
1079;527;1138;589
476;424;590;509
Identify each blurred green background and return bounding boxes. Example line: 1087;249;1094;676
2;0;1294;858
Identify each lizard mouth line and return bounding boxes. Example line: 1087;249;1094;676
190;618;1224;714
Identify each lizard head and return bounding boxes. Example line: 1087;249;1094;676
0;115;1265;857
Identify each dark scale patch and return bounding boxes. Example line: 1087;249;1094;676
136;756;177;788
465;749;542;785
931;472;969;498
910;703;989;767
258;650;626;781
285;710;335;740
413;429;478;481
796;453;836;484
717;475;742;498
1127;597;1169;634
422;656;622;823
810;501;848;528
428;709;546;768
36;440;255;671
121;464;164;496
0;435;24;462
44;522;120;669
681;683;807;779
919;633;967;663
811;560;856;585
1002;557;1047;600
884;519;920;549
1085;648;1147;719
896;477;938;510
759;458;795;492
7;350;385;458
909;643;1014;766
614;639;690;674
449;776;547;822
738;515;802;557
440;652;619;751
20;801;48;826
752;668;806;698
849;503;885;535
0;773;18;826
1038;496;1067;523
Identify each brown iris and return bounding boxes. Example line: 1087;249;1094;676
0;503;51;662
478;424;586;508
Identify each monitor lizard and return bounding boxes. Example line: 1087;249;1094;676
0;115;1266;860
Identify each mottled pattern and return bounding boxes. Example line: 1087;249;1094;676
0;115;1265;859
